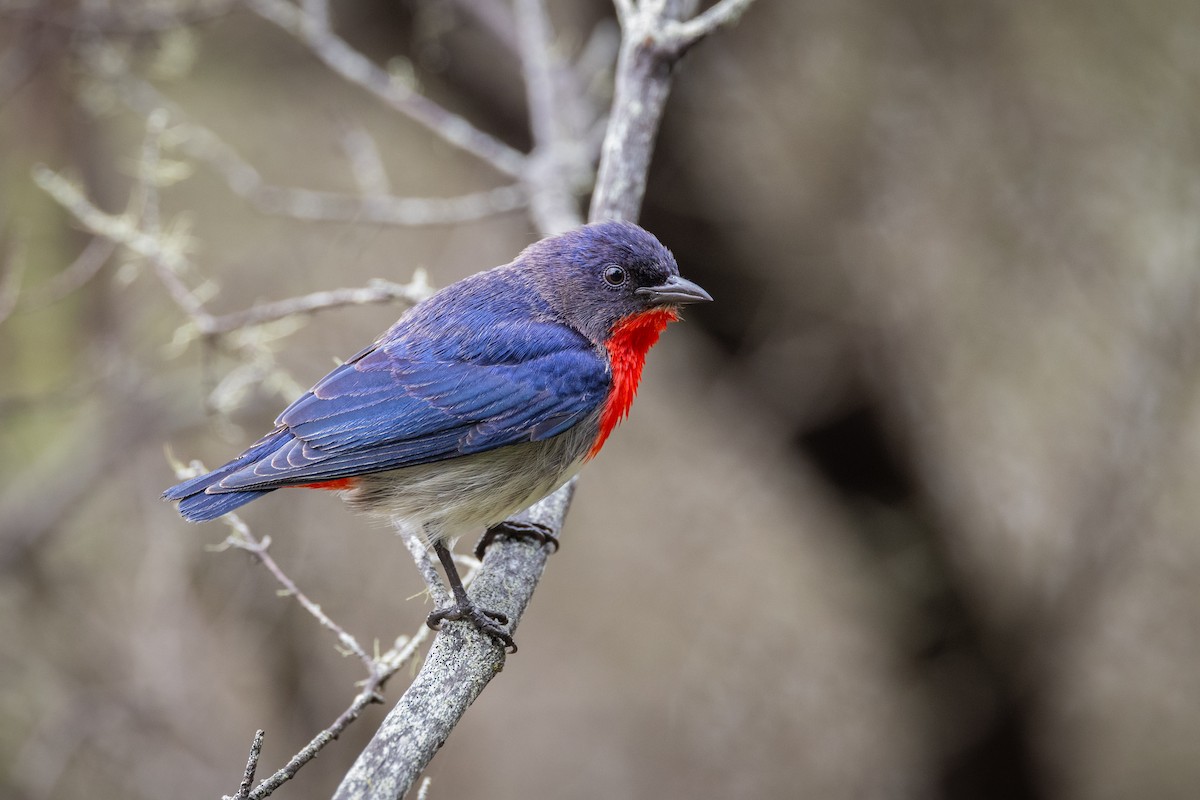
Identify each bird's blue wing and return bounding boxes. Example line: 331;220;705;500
213;319;608;491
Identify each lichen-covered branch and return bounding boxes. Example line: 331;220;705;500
589;0;701;221
333;1;757;797
332;488;574;800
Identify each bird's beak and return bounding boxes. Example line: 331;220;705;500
635;275;713;305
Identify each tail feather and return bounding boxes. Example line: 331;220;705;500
164;429;288;522
177;488;270;522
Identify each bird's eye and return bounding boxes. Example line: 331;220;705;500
603;265;627;287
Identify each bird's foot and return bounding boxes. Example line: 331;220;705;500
426;601;516;653
473;520;559;560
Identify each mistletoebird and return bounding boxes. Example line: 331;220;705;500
165;220;711;651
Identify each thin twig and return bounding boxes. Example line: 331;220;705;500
109;74;530;226
656;0;757;54
217;512;374;670
397;520;451;609
20;236;117;309
332;489;572;799
246;628;429;800
166;460;450;799
229;730;264;800
247;0;527;179
0;0;236;33
33;164;433;340
515;0;585;234
516;0;564;154
32;163;216;328
248;183;527;226
204;277;434;335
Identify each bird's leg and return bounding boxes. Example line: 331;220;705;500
473;520;559;560
426;539;517;653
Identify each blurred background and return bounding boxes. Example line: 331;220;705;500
3;1;1200;798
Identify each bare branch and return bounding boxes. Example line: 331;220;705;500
246;0;527;179
590;0;704;221
109;74;530;227
397;520;452;609
612;0;636;29
32;163;216;328
20;235;117;309
515;0;585;234
165;459;446;799
204;277;434;335
657;0;758;55
516;0;564;155
33;163;433;346
248;184;527;226
216;511;374;671
230;730;265;800
247;628;428;800
0;0;236;33
332;487;573;800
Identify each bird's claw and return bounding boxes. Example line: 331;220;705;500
473;520;559;560
426;601;517;653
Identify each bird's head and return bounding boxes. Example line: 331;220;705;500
522;220;712;343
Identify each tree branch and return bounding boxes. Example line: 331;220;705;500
204;277;434;335
32;164;433;342
612;0;636;29
231;730;265;800
657;0;757;55
332;486;574;800
166;466;447;800
514;0;586;234
215;513;375;671
108;72;530;227
332;1;759;797
590;0;702;221
246;0;527;179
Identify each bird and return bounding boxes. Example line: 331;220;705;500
164;220;711;651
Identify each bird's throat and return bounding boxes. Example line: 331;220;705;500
588;308;678;459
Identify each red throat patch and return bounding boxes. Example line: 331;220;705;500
588;308;678;459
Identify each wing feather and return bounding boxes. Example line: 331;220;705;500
212;319;607;492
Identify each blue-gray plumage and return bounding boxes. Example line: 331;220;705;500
164;220;711;650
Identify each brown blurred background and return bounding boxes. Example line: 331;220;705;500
3;1;1200;798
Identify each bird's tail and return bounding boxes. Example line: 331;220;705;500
164;430;285;522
